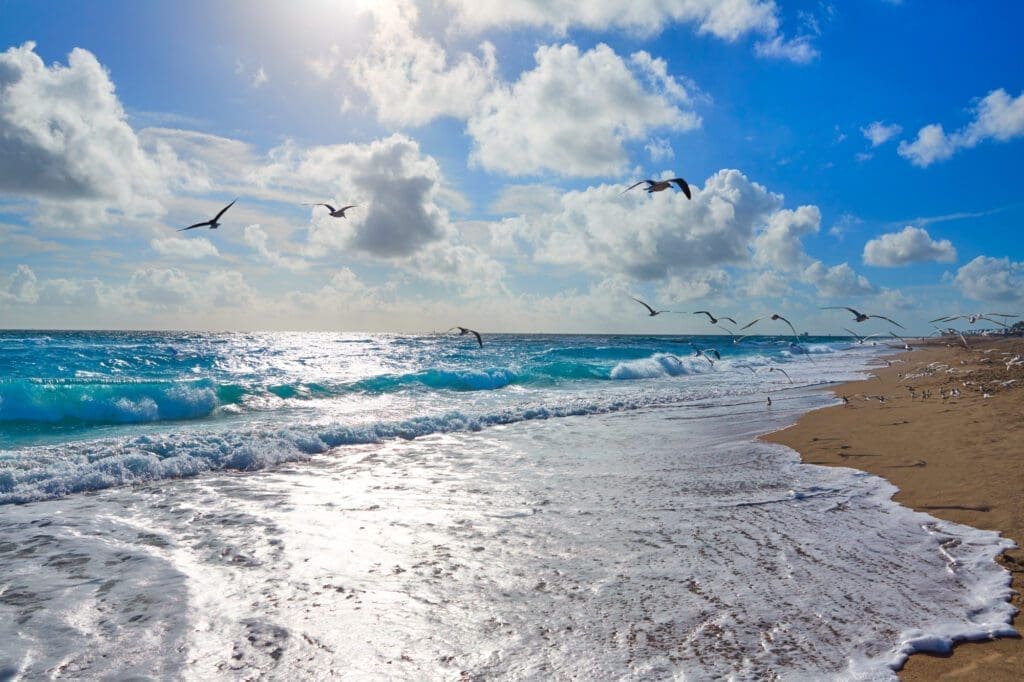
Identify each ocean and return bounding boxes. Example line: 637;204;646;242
0;331;1015;679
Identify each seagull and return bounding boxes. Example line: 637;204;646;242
689;343;720;366
741;313;798;336
888;332;912;350
621;178;692;199
631;297;677;317
449;326;482;348
931;313;1014;328
768;367;793;383
693;311;737;326
821;307;905;329
843;328;880;345
178;199;237;231
303;203;358;218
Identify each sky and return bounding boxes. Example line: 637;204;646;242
0;0;1022;334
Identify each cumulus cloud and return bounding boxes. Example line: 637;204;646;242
151;236;220;259
898;88;1024;166
802;261;874;298
861;121;902;147
444;0;779;40
1;264;39;304
0;42;166;229
862;226;956;266
752;205;821;271
255;134;451;258
345;0;498;127
469;44;700;176
127;267;255;310
953;256;1023;302
244;224;309;271
1;264;105;308
656;269;730;302
507;168;781;280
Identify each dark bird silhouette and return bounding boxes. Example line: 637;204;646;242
621;178;691;199
821;306;905;329
631;297;677;316
693;311;737;326
741;313;798;336
449;326;482;348
304;203;358;218
178;199;236;231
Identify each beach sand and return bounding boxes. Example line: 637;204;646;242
765;337;1024;679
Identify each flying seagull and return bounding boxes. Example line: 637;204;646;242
693;311;737;326
303;203;358;218
741;313;798;337
931;313;1014;328
178;199;237;231
690;343;721;366
843;327;879;345
449;326;483;348
631;297;677;317
821;306;905;329
768;367;793;383
621;178;691;199
888;332;912;350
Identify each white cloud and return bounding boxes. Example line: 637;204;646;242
251;66;268;88
444;0;780;40
151;236;220;259
861;121;902;147
508;168;781;280
752;205;821;271
753;34;819;64
953;256;1023;303
345;0;498;127
656;269;730;302
127;267;256;310
875;287;915;311
1;264;39;304
645;137;675;162
862;226;956;266
898;89;1024;166
802;261;875;298
742;270;791;298
468;44;700;176
0;42;166;229
243;224;309;271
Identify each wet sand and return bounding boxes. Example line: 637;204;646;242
765;337;1024;679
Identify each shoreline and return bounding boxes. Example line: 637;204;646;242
764;338;1024;679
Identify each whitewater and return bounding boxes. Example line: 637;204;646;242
0;331;1015;679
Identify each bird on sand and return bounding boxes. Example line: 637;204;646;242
768;367;793;383
821;306;905;329
178;199;236;231
741;313;798;337
621;178;692;199
449;326;482;348
631;297;677;317
303;203;358;218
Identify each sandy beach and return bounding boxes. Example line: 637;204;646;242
766;337;1024;679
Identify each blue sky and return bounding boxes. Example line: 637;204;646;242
1;0;1022;333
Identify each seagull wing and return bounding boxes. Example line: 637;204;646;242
694;311;714;322
338;205;358;215
868;315;905;329
212;199;237;222
709;349;721;360
631;297;657;314
888;331;906;342
178;220;211;231
985;312;1018;318
719;316;737;325
740;317;764;331
471;330;483;348
977;315;1009;328
621;180;652;194
842;327;862;340
715;324;735;336
929;315;958;323
774;367;793;383
669;178;692;199
776;315;798;336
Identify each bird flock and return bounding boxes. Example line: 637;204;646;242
173;185;1018;360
